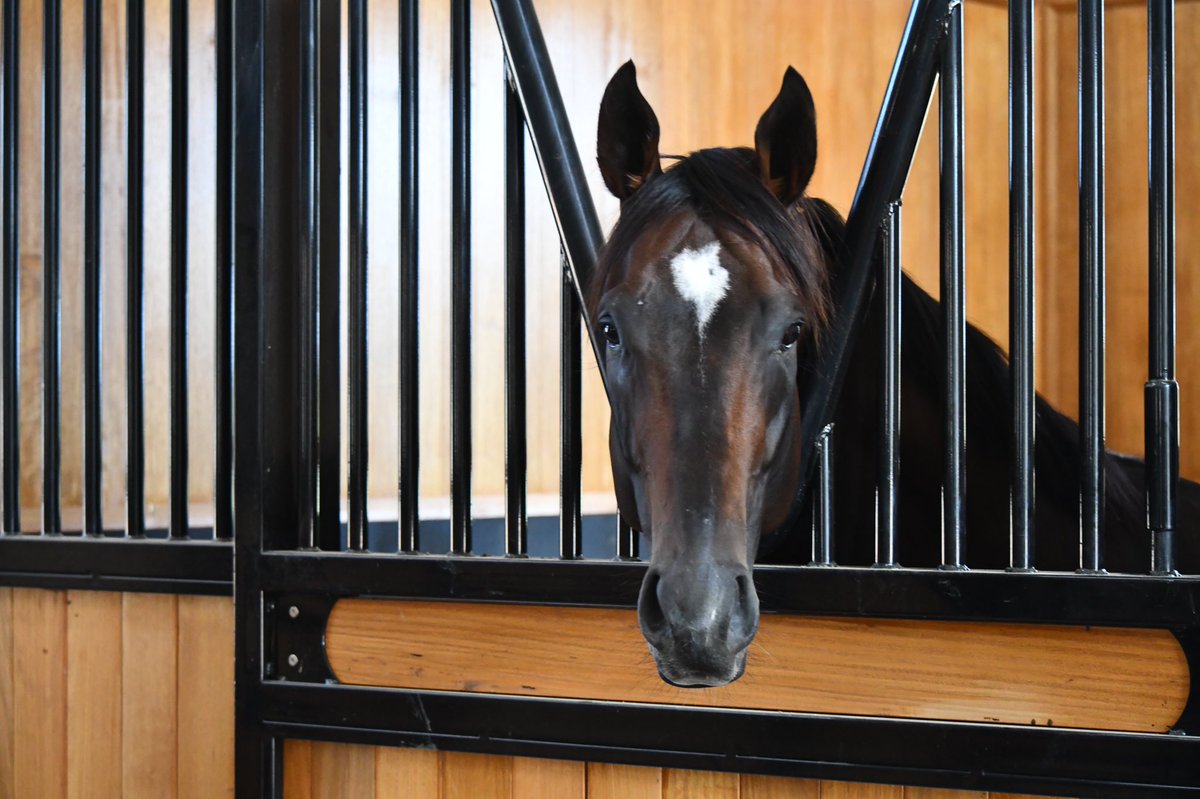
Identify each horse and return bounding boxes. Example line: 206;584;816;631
589;61;1200;688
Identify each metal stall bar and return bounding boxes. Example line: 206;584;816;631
1079;0;1106;572
398;0;419;552
317;0;341;551
940;0;966;570
560;248;581;560
126;0;145;538
83;0;102;535
490;0;603;332
617;517;638;560
451;0;471;554
43;0;61;535
1147;0;1178;575
2;0;19;533
213;0;233;540
170;0;189;539
795;0;950;512
812;424;835;567
347;0;367;551
504;68;527;557
298;0;319;550
877;200;901;568
1009;0;1035;572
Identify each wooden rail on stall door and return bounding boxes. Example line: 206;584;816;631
325;598;1190;733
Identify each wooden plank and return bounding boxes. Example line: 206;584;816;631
282;740;313;799
13;589;68;798
66;591;122;799
122;593;178;798
440;751;513;799
0;588;13;799
326;600;1188;732
587;762;662;799
821;782;902;799
376;746;439;799
177;595;234;799
905;789;985;799
740;774;819;798
663;768;738;799
310;741;376;799
511;756;585;799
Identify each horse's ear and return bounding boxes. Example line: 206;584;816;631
597;61;662;200
754;67;818;205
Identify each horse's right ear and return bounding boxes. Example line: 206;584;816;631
597;61;662;200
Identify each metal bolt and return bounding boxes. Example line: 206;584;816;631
287;653;299;668
288;605;300;619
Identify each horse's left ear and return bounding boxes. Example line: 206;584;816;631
754;67;818;205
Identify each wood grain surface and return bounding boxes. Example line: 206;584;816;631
326;598;1189;733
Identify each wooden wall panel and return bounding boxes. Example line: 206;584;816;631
13;588;68;799
121;593;177;797
587;763;663;799
0;588;13;799
177;595;235;799
739;775;820;799
311;741;377;799
66;591;122;799
375;747;439;799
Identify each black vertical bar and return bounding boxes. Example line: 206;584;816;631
1147;0;1177;576
560;249;581;560
126;0;144;538
812;423;835;567
398;0;418;552
169;0;189;539
316;0;340;552
504;68;526;558
877;201;901;568
617;516;638;560
83;0;102;536
450;0;470;554
940;2;965;570
297;0;318;550
1009;0;1035;572
1079;0;1105;573
1;0;19;533
43;0;61;535
213;0;232;541
347;0;367;551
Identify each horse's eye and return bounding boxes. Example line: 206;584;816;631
779;321;802;351
601;320;621;349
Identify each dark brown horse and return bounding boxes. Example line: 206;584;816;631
590;61;1199;688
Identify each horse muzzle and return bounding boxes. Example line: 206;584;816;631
637;564;759;687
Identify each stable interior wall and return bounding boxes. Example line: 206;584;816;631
9;0;1200;531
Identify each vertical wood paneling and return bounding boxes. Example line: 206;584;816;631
740;774;819;798
0;588;14;799
441;750;513;799
822;782;903;799
283;739;314;799
177;595;234;798
587;762;662;799
375;747;439;799
311;741;376;799
121;592;177;798
905;789;985;799
663;768;739;799
13;588;67;798
66;590;122;799
511;756;586;799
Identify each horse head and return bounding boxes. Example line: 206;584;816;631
591;62;838;686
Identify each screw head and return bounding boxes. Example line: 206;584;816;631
288;605;300;619
287;653;299;668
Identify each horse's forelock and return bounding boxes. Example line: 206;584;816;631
590;147;837;336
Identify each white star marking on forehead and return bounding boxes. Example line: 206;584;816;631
669;241;728;338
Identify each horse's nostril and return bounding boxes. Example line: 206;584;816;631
638;570;666;632
735;573;751;600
